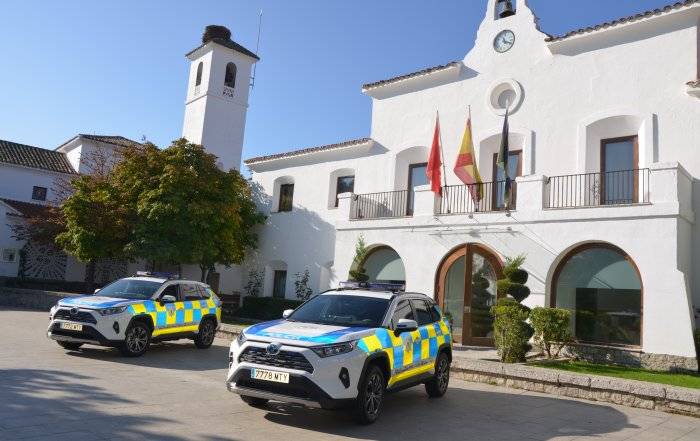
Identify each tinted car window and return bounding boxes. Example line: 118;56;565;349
160;284;179;299
180;283;201;301
198;285;211;299
411;299;434;326
289;294;390;328
391;300;415;328
429;303;442;322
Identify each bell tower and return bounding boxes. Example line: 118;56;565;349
182;25;259;171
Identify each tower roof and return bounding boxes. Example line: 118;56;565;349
186;25;260;61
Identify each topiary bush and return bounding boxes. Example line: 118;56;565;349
530;307;572;359
491;298;533;363
498;255;530;302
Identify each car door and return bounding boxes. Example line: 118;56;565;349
410;299;439;368
178;283;203;331
154;283;181;335
389;299;419;377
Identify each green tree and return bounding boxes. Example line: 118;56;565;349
492;254;533;363
114;139;265;281
56;172;133;286
348;234;370;282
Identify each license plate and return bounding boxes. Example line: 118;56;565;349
60;322;83;331
251;368;289;384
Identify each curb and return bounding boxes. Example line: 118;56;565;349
451;357;700;418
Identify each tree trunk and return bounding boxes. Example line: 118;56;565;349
200;264;208;283
85;260;96;292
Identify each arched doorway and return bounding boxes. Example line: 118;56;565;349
551;243;642;347
436;244;503;346
363;246;406;284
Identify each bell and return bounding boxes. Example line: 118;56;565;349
498;0;516;18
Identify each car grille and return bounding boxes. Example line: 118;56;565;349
238;346;314;373
236;377;313;400
54;309;97;324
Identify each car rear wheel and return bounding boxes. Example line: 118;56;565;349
353;364;385;425
425;352;450;398
57;341;82;350
120;321;151;357
194;318;216;349
241;395;269;407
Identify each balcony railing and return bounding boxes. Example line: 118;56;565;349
438;180;517;215
545;169;650;209
350;190;409;220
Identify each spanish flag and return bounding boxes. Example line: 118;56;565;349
454;112;482;202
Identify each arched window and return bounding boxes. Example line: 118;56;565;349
363;246;405;284
552;244;642;346
224;62;237;89
195;62;203;87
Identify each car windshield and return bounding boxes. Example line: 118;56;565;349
288;294;390;328
96;279;162;300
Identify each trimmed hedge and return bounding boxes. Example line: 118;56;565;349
236;296;303;321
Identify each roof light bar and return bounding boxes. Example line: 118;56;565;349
338;281;405;292
135;271;180;280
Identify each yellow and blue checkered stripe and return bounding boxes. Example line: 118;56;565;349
127;298;220;336
357;319;451;386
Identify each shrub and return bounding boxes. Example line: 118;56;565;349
491;298;533;363
243;269;263;297
294;269;313;301
348;234;370;282
236;296;303;321
530;307;572;359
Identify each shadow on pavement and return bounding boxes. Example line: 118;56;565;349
62;340;230;372
260;386;636;441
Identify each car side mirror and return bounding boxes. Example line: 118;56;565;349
395;318;418;335
93;288;101;294
282;309;294;319
160;295;177;304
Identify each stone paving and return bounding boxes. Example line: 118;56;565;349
1;309;699;440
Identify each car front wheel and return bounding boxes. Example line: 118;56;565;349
353;364;385;425
120;321;151;357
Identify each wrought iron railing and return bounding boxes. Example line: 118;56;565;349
350;190;409;220
438;180;517;215
545;168;650;209
223;86;235;98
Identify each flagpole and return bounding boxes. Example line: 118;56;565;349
468;105;479;213
436;110;450;213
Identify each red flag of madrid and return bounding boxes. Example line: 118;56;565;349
426;113;443;196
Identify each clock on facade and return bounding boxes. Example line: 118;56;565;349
494;29;515;53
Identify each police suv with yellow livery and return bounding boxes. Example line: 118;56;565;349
227;282;452;424
48;272;221;357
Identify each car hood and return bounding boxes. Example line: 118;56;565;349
242;319;376;347
58;295;141;309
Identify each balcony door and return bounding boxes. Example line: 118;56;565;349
407;163;428;215
601;136;638;205
436;244;503;346
491;151;522;210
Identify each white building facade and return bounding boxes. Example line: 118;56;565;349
243;0;700;370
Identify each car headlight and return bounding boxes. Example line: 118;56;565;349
98;306;127;316
237;331;246;345
311;341;356;358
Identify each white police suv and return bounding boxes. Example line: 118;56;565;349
226;283;453;424
48;272;221;357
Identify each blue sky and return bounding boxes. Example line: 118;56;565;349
0;0;675;168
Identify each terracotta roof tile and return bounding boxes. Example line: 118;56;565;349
0;139;76;174
1;198;53;218
244;138;372;165
362;62;461;90
545;0;700;42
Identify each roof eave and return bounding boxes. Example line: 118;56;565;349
245;139;374;171
361;63;462;97
186;40;260;61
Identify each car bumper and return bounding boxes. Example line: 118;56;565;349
226;340;366;409
47;307;131;346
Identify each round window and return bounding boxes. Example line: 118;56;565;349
486;79;523;116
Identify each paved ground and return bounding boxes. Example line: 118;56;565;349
1;309;699;441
